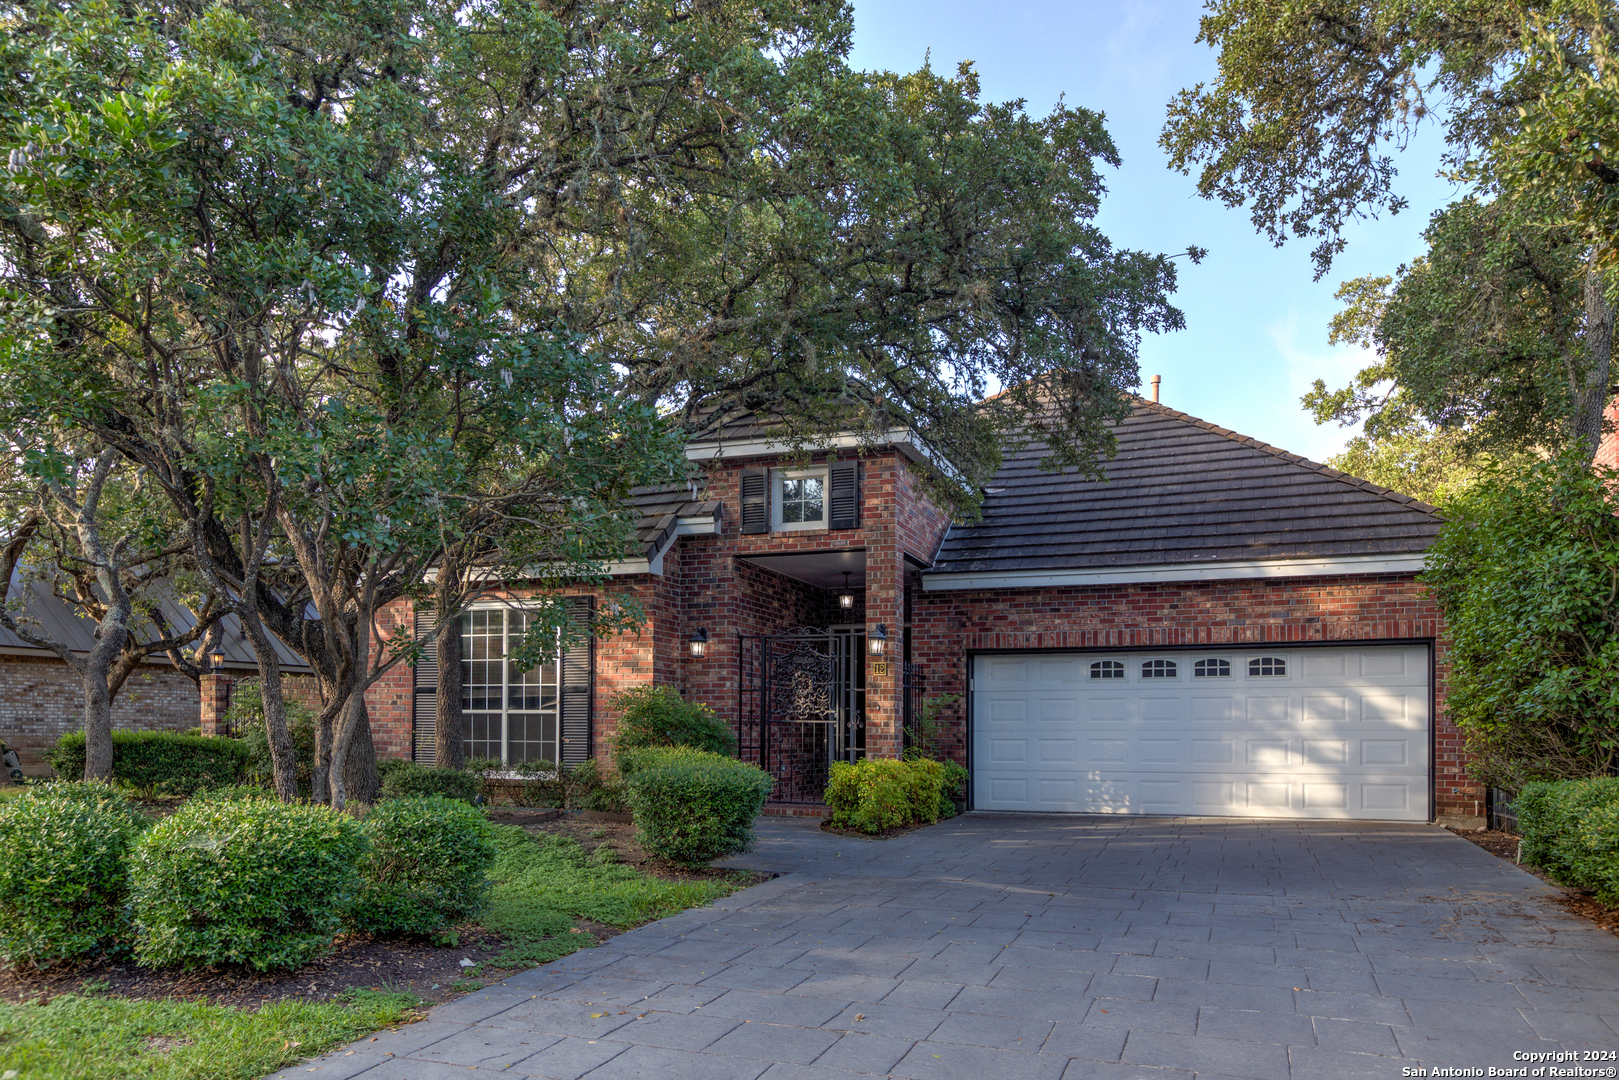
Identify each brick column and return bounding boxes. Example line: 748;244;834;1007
200;673;231;736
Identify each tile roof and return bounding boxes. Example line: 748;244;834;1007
928;401;1442;575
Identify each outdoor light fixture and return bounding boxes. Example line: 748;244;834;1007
868;624;887;656
210;650;226;672
838;572;856;610
689;628;709;658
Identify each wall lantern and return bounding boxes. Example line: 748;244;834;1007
838;572;856;611
210;650;226;672
689;628;709;658
868;624;887;656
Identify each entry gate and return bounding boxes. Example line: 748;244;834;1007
736;628;866;803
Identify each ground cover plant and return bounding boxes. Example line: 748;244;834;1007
481;824;743;965
0;988;420;1080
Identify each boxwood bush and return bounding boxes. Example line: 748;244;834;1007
1517;778;1619;901
377;758;480;803
825;758;945;834
50;730;250;795
621;748;773;867
611;686;737;756
0;783;149;968
345;796;496;937
130;798;367;970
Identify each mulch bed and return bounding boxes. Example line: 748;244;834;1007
819;818;937;840
0;815;766;1009
1449;827;1619;938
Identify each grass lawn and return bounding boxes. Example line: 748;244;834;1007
0;988;420;1080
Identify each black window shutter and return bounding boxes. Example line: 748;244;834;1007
740;468;768;534
829;460;860;530
412;608;439;765
560;596;594;765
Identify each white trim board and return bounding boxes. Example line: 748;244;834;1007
921;553;1428;591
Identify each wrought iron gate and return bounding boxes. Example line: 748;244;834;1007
737;628;866;803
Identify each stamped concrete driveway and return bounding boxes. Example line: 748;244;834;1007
274;815;1619;1080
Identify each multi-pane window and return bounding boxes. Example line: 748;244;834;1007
779;475;825;525
1194;658;1232;678
1090;660;1125;679
1248;656;1287;677
461;608;562;765
1141;659;1177;679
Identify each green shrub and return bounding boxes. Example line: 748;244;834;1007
0;783;149;968
377;759;480;803
621;748;773;867
50;730;251;795
130;798;367;970
611;685;736;756
825;758;944;834
345;796;496;937
1518;778;1619;900
231;680;318;794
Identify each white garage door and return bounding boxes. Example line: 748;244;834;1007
971;646;1430;821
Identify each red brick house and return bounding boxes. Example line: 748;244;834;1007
368;398;1484;828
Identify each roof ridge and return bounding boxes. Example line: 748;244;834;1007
1127;397;1441;518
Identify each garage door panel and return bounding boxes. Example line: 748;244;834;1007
972;646;1430;821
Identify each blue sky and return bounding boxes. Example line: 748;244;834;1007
846;0;1461;463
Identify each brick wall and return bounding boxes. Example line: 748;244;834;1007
909;572;1478;823
0;655;201;775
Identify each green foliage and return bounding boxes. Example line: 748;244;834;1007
474;757;627;813
1425;453;1619;788
130;799;367;971
620;748;774;866
230;680;318;793
0;783;149;968
482;824;741;965
1323;424;1534;507
825;758;946;834
1517;779;1619;901
377;759;480;804
611;686;737;757
0;990;418;1080
49;730;250;795
346;796;496;937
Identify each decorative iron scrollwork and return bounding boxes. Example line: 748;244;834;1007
769;639;836;722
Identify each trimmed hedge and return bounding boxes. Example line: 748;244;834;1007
130;798;367;971
611;685;737;757
50;730;250;795
345;796;496;937
0;783;149;968
377;758;480;803
1517;778;1619;901
621;748;773;867
825;758;944;834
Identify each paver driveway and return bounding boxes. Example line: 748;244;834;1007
274;815;1619;1080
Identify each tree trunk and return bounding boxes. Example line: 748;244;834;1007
243;612;300;800
79;654;116;782
343;700;379;804
1575;262;1616;461
435;583;465;769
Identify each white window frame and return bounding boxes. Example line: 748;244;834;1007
772;466;829;533
460;604;566;766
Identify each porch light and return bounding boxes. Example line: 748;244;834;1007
210;650;226;672
868;624;887;656
689;628;709;658
838;572;856;610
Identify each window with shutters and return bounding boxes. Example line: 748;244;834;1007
461;607;564;764
772;467;827;532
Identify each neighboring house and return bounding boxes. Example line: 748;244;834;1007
0;576;313;775
370;397;1485;828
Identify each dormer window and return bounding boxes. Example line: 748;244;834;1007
775;468;827;530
